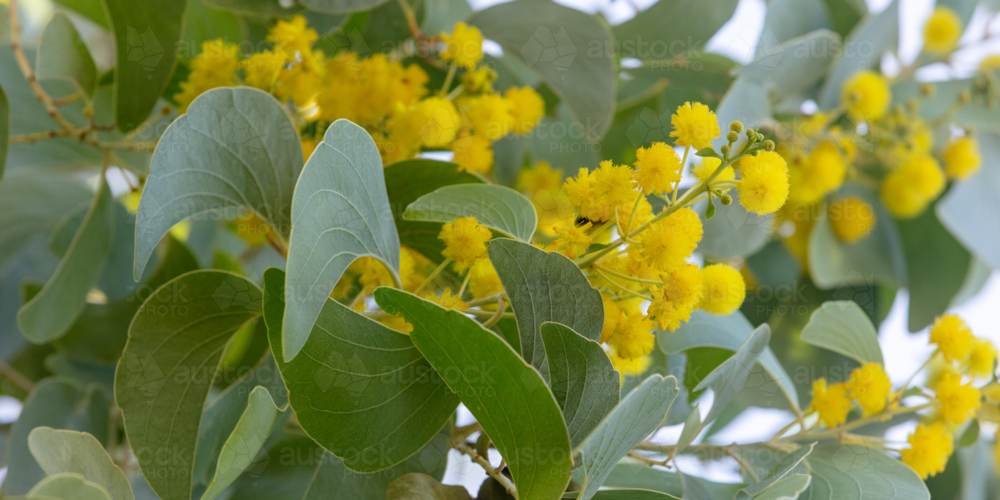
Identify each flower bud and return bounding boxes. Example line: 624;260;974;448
727;131;739;143
764;140;775;151
720;144;731;156
746;128;755;138
730;121;744;133
720;194;733;205
958;90;972;105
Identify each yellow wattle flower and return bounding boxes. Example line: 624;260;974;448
828;196;876;244
242;50;286;91
610;353;651;379
881;155;945;218
847;363;891;415
451;133;493;174
465;94;514;140
923;6;963;55
607;310;655;359
934;373;981;425
467;257;504;300
737;151;790;214
809;378;852;427
440;22;484;69
648;264;704;332
634;142;682;195
943;136;982;180
930;314;974;363
788;141;845;204
439;216;492;266
670;101;720;149
175;39;240;112
699;264;745;315
638;207;702;273
842;70;890;121
900;423;953;479
505;87;545;134
966;337;998;380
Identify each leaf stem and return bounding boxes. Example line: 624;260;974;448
415;258;452;294
453;441;518;499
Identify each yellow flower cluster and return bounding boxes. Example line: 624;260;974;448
901;423;953;479
808;363;892;426
175;18;545;175
923;6;962;55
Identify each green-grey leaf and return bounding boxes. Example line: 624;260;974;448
808;185;906;289
613;0;738;61
817;0;898;109
384;159;483;262
800;301;883;366
897;204;971;332
17;180;114;343
661;311;800;413
27;472;111;500
584;489;682;500
182;0;242;50
756;0;832;54
741;442;815;497
385;473;474;500
201;0;301;15
540;322;620;450
101;0;186;131
753;474;811;500
713;79;771;148
115;270;262;500
577;375;679;500
27;427;134;500
403;184;537;242
0;80;6;179
36;12;97;97
937;132;1000;270
419;0;472;36
694;324;771;424
0;170;91;270
300;0;389;13
597;461;741;498
201;386;283;500
674;404;701;457
374;287;573;500
488;239;604;377
283;118;399;362
803;444;929;499
135;87;303;279
192;353;286;490
263;268;457;472
469;0;616;141
738;30;840;97
4;379;110;496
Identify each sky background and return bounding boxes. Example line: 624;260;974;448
2;0;999;494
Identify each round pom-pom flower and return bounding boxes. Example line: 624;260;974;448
737;151;789;214
943;136;981;180
935;373;981;425
828;196;876;244
440;22;484;69
439;216;492;266
900;423;953;479
842;70;890;121
930;314;974;363
505;87;545;134
699;264;746;315
670;102;720;149
923;6;962;55
634;142;682;195
809;378;851;427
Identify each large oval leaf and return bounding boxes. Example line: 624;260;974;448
18;180;114;343
540;322;620;450
577;375;679;500
660;311;801;412
300;0;389;13
374;287;573;500
404;184;537;242
264;268;457;472
468;0;616;141
897;206;970;332
114;270;262;500
283;119;399;362
800;301;883;366
28;472;111;500
101;0;186;131
693;324;771;424
817;0;899;109
803;444;929;499
27;427;134;500
613;0;737;62
488;239;603;377
384;159;482;263
135;87;304;278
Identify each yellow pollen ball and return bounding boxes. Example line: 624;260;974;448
638;207;703;273
847;363;891;415
466;94;514;140
440;22;484;69
439;216;492;266
923;6;963;55
692;157;735;189
900;423;953;479
881;155;945;218
789;141;846;204
966;337;998;380
670;102;720;149
648;264;704;332
943;136;981;180
842;70;891;121
634;142;683;195
505;87;545;134
828;196;876;244
699;264;745;315
451;133;493;174
737;151;790;215
930;314;975;363
935;373;981;425
809;378;852;427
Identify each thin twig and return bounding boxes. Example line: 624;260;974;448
0;361;34;393
453;441;517;498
